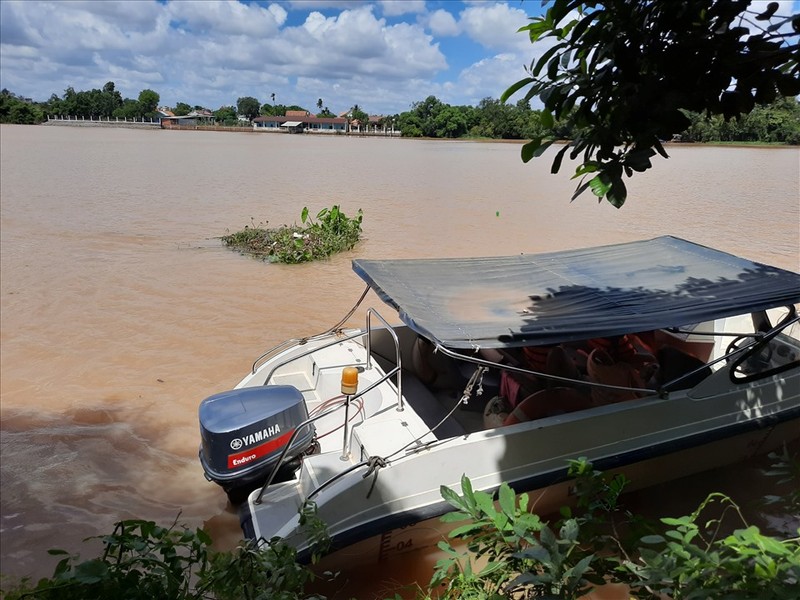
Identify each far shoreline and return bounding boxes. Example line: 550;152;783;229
7;121;796;149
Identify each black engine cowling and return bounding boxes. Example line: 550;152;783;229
198;385;316;503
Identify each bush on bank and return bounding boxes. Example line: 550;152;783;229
2;451;798;599
221;206;363;264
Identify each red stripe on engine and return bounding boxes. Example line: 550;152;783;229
227;429;296;469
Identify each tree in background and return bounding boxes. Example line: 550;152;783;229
317;98;323;112
173;102;192;116
237;96;260;121
503;0;800;207
214;105;238;125
137;89;160;116
0;89;44;123
113;99;143;119
350;104;369;131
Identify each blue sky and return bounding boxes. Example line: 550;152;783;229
1;1;797;116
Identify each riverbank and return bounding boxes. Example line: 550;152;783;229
43;118;159;129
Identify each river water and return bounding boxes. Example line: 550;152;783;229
1;125;798;590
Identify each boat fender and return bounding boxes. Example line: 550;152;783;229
503;387;589;425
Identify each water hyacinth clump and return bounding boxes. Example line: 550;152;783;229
221;205;363;264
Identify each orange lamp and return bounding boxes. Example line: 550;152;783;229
341;367;359;395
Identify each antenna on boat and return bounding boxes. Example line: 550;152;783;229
340;367;359;460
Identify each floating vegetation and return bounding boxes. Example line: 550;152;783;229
221;205;363;264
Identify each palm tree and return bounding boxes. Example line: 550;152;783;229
271;92;276;104
317;98;323;112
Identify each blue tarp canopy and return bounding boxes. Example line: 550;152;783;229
352;236;800;349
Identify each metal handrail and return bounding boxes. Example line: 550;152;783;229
366;308;404;411
254;365;400;504
433;344;657;396
254;306;405;503
252;333;335;374
260;330;365;385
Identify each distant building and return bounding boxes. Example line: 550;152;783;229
253;114;347;133
160;110;215;128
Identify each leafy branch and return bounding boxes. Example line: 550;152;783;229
503;0;800;207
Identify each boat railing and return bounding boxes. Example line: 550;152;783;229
260;330;366;385
251;286;373;374
252;307;405;504
365;308;403;410
434;345;657;397
252;334;334;374
254;362;401;504
258;308;404;407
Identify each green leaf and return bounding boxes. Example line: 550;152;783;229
501;77;534;103
440;485;467;511
449;523;484;538
474;490;496;517
478;561;506;577
515;544;551;563
588;174;611;198
640;535;666;544
74;559;109;584
533;139;555;160
551;144;569;174
533;43;564;77
572;161;599;178
437;540;459;555
540;109;554;129
521;138;541;163
498;483;516;517
560;518;579;542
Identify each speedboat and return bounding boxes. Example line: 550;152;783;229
198;236;800;564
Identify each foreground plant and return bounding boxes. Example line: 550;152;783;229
427;454;800;599
430;458;632;598
0;513;326;600
626;493;800;599
221;205;363;264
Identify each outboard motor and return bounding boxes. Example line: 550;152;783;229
199;385;316;503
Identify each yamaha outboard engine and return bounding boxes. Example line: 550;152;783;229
199;385;316;503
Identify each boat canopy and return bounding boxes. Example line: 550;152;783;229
352;236;800;350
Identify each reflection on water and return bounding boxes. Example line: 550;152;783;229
1;124;798;585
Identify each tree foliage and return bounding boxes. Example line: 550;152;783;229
173;102;192;116
137;89;160;115
0;89;45;123
236;96;260;121
350;104;370;130
213;105;238;125
260;103;307;116
503;0;800;207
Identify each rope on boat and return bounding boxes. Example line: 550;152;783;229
363;456;388;499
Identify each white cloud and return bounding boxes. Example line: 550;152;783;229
379;1;426;17
426;8;460;37
165;1;284;37
267;3;289;26
0;0;517;113
286;1;365;10
459;3;531;52
455;52;533;106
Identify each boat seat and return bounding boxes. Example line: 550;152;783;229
371;352;465;439
400;369;465;439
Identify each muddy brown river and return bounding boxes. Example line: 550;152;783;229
1;124;798;593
